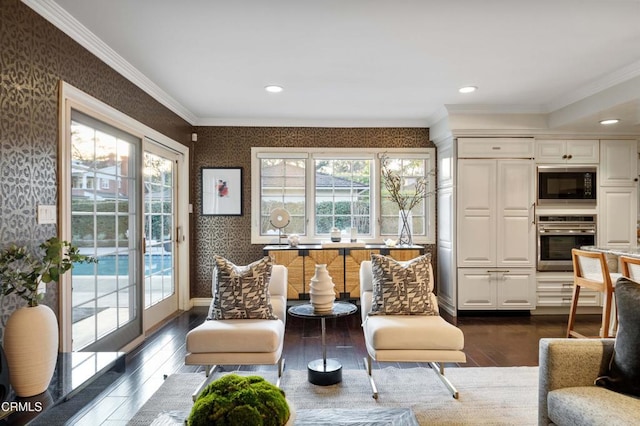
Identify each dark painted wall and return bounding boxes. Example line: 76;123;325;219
190;127;434;299
0;0;192;341
0;0;435;343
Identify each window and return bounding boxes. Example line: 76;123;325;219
251;148;435;244
259;156;307;236
314;158;371;236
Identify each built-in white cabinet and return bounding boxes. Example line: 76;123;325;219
458;137;534;159
436;186;455;314
435;136;456;316
457;159;536;267
458;268;536;310
598;139;638;248
457;153;536;311
600;139;638;187
535;139;599;164
599;186;637;248
536;272;601;308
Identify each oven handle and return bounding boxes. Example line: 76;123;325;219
538;229;596;234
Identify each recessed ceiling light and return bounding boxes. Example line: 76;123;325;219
265;85;283;93
459;86;477;94
599;119;620;125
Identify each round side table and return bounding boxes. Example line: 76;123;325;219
287;301;357;386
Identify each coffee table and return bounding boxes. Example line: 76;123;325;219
288;301;357;386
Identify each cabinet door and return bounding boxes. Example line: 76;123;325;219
536;273;602;307
457;160;497;266
268;250;305;299
306;249;343;298
437;186;456;314
457;268;497;309
566;140;599;163
600;140;638;186
458;138;534;158
599;187;637;247
497;160;535;267
535;140;567;163
498;270;536;309
535;139;599;163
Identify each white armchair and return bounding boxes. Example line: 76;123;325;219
360;260;466;399
185;264;288;395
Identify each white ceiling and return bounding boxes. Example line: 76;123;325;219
25;0;640;132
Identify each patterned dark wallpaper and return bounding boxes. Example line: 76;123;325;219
190;127;434;298
0;0;435;340
0;0;192;340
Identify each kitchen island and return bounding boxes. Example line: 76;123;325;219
581;246;640;259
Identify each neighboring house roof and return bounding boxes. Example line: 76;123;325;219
261;164;368;189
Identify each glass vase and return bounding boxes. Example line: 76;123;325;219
398;210;413;246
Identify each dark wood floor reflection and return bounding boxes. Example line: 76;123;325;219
72;306;601;425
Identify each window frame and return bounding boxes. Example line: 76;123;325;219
251;147;435;245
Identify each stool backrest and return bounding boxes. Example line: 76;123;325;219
571;249;614;293
620;256;640;282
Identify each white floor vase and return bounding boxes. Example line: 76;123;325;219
3;304;59;397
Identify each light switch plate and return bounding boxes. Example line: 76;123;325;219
37;205;57;224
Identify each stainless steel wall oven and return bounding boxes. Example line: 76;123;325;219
537;215;597;271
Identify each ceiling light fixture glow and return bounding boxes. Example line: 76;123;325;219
265;85;284;93
599;118;620;125
459;86;477;94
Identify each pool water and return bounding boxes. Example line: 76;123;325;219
72;254;172;276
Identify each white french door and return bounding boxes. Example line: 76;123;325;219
142;144;180;330
68;110;143;352
59;82;190;353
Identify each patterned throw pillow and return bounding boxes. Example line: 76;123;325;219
207;255;277;320
369;253;437;316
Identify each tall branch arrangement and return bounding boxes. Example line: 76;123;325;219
380;154;430;213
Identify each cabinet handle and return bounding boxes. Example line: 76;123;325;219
562;154;567;159
487;270;510;273
567;154;573;159
530;203;536;225
492;146;501;150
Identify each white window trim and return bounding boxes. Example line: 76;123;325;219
251;147;436;245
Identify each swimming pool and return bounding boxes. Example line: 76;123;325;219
72;254;172;276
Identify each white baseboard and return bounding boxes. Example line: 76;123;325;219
190;298;212;308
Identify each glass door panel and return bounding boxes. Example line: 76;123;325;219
143;146;179;329
70;110;142;352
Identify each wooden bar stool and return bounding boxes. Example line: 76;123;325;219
620;255;640;281
567;249;621;338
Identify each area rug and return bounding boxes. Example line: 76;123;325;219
128;366;538;425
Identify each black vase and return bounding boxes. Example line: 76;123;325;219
0;344;10;402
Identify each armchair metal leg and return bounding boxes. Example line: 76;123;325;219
276;357;285;388
192;365;218;401
429;362;459;399
363;355;379;399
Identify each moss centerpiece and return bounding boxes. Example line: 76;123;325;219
188;374;291;426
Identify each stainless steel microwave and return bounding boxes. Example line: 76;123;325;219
537;166;597;205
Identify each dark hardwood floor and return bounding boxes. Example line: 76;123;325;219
68;306;601;425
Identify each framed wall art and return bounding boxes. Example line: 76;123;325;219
201;167;243;216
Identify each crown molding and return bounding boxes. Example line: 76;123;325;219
195;116;429;128
22;0;198;125
444;104;547;115
546;58;640;113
